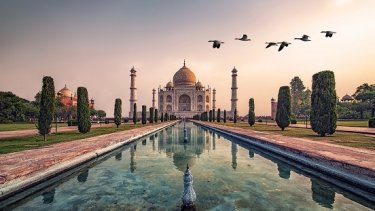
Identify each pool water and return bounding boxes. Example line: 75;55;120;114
8;122;373;210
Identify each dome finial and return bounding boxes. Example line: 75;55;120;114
64;84;66;88
184;59;186;66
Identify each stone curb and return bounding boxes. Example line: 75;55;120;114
0;121;177;207
193;121;375;203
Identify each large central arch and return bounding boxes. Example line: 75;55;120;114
178;94;191;111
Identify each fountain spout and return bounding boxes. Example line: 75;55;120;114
181;164;196;210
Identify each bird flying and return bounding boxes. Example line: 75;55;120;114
235;34;251;41
277;42;291;51
321;31;336;37
265;42;278;48
208;40;224;48
294;35;311;41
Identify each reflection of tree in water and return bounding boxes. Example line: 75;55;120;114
130;145;137;173
231;142;238;170
77;169;89;183
276;163;290;180
42;188;55;204
150;135;156;152
311;179;335;209
248;148;254;158
158;131;165;153
212;133;216;150
115;152;122;161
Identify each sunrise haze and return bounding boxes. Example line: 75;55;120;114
1;0;374;116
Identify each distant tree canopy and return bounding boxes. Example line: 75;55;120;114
0;91;38;123
97;110;106;119
353;83;375;117
290;76;311;118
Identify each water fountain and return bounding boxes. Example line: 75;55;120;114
181;164;196;211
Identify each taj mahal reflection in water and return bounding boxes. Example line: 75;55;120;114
12;122;370;210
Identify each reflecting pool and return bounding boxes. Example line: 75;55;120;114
7;122;373;210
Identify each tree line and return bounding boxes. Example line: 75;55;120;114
3;76;175;141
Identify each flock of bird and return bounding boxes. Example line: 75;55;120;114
208;31;336;51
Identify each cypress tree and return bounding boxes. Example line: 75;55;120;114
149;107;154;123
38;76;55;141
217;108;221;122
114;98;122;128
234;109;237;123
77;87;91;133
154;109;158;123
224;110;227;123
142;105;147;124
209;110;212;122
212;109;216;122
133;103;137;124
248;98;255;126
276;86;291;131
311;71;337;136
164;113;168;121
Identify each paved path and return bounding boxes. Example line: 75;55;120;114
0;123;116;140
195;121;375;173
258;122;375;135
0;122;174;186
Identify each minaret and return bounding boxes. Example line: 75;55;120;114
129;66;137;118
231;67;238;118
212;88;216;110
152;88;156;108
271;98;277;120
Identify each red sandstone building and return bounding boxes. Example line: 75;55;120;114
56;85;94;109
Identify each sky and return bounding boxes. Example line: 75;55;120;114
1;0;375;116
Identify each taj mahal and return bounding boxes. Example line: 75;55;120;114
128;61;239;119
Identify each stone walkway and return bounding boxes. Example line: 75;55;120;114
0;122;173;186
259;122;375;135
0;123;115;140
195;121;375;173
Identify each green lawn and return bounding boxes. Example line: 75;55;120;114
296;120;369;127
215;122;375;150
0;123;160;154
255;119;369;127
0;123;68;131
336;120;368;127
